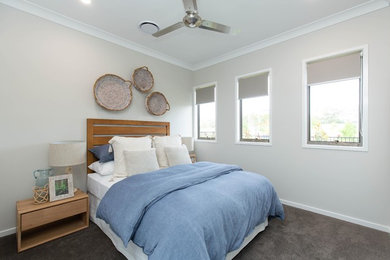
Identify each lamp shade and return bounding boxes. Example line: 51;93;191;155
49;141;86;167
182;137;194;152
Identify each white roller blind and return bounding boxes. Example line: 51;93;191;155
238;72;269;99
196;85;215;104
307;51;361;85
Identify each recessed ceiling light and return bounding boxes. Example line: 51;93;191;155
139;21;160;35
80;0;91;5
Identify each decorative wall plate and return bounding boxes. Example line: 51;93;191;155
94;74;132;111
145;92;170;116
132;66;154;93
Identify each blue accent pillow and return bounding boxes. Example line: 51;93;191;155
89;144;114;163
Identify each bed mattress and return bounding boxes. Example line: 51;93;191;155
87;173;268;260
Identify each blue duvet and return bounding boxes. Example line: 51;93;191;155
96;162;284;260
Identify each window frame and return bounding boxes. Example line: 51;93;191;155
235;69;272;146
194;82;217;143
302;46;368;151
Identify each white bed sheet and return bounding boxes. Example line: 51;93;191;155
87;173;123;200
87;173;268;260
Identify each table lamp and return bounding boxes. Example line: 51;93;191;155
49;140;86;191
182;137;194;152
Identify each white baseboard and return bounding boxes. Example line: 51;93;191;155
0;227;16;237
280;199;390;233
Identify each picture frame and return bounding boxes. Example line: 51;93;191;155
48;174;74;202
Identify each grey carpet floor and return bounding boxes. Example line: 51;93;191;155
1;205;389;259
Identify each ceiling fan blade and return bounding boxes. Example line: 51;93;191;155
199;20;231;34
152;22;184;37
182;0;198;12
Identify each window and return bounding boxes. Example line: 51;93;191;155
195;84;216;140
237;71;270;143
304;49;367;149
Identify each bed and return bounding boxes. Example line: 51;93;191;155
86;118;283;260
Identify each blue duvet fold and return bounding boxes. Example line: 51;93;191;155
96;162;284;260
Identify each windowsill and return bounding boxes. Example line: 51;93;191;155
235;141;272;146
195;139;217;144
302;143;368;152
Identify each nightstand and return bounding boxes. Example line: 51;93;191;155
16;190;89;252
190;153;196;163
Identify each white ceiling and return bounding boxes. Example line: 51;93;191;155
2;0;389;70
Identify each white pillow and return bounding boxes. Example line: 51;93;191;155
88;161;114;176
153;135;182;168
109;136;152;177
165;145;192;166
123;148;159;176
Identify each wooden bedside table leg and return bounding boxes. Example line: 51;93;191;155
83;198;89;227
17;209;21;252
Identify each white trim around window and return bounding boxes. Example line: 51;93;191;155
302;45;368;152
193;82;218;143
235;68;272;146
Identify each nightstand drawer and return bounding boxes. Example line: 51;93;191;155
21;199;86;231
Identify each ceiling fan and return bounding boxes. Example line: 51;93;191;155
153;0;231;37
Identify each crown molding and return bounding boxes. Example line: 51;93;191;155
0;0;193;70
192;0;389;70
1;0;388;71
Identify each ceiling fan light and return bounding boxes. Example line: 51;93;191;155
183;12;202;28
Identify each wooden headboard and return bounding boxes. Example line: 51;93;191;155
87;118;170;173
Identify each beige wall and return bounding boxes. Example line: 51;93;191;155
193;8;390;230
0;5;192;232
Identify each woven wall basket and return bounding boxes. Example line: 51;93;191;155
145;92;170;116
94;74;132;111
132;66;154;93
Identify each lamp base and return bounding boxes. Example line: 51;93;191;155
65;166;78;193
